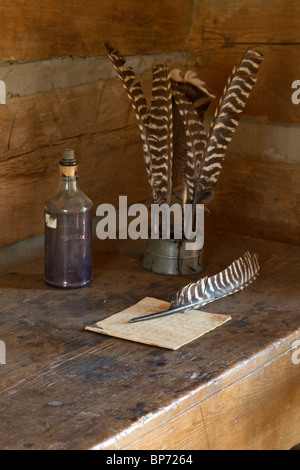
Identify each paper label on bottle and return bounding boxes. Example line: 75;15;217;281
45;213;57;229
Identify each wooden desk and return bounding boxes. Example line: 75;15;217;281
0;231;299;450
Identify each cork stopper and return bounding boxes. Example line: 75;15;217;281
59;149;78;178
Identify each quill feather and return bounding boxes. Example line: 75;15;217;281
129;251;260;322
148;64;173;204
170;69;214;197
171;251;260;310
172;88;207;204
196;49;263;203
105;44;154;189
106;45;174;204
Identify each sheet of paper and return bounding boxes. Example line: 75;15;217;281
85;297;231;350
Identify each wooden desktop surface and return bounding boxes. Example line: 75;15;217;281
0;231;299;450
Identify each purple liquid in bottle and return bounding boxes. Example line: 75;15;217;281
44;150;93;288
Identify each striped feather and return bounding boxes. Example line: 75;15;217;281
170;69;214;196
148;64;173;204
172;88;207;204
196;49;263;202
105;44;153;187
171;251;260;310
170;68;214;115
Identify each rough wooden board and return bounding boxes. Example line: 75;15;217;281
85;297;231;350
0;233;299;450
122;349;300;450
0;0;192;61
0;76;151;246
188;0;300;125
206;154;300;246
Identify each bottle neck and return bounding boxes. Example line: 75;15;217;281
59;164;78;191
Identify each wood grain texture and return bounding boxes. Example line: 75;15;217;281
195;0;300;45
185;0;300;245
1;71;298;247
0;0;192;61
188;44;300;125
188;0;300;125
123;351;300;450
0;79;133;161
0;77;152;247
0;231;299;450
0;0;299;251
0;135;149;247
205;154;300;245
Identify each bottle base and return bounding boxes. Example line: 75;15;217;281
44;278;92;289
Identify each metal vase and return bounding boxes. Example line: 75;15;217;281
143;238;204;276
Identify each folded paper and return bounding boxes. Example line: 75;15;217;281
85;297;231;350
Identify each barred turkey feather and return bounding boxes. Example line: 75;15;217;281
148;64;173;204
172;251;259;310
106;44;175;204
105;43;153;186
130;251;259;322
106;45;263;215
196;49;263;203
170;69;214;196
170;68;214;118
172;88;207;204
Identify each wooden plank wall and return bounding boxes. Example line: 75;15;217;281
0;0;300;248
0;0;192;60
0;0;191;247
187;0;300;245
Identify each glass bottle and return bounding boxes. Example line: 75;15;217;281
44;149;93;288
